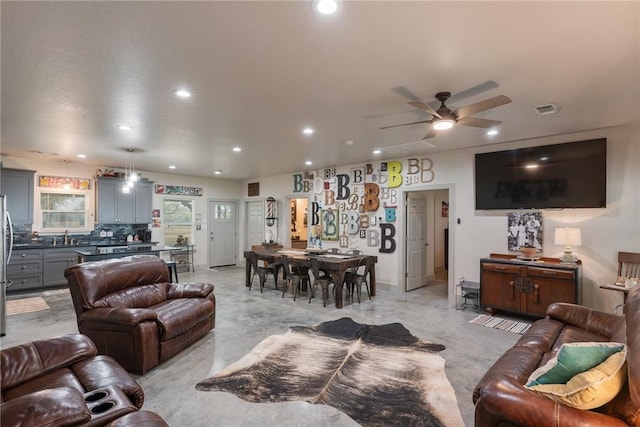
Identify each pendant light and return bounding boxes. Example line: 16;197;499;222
63;160;71;190
122;148;138;193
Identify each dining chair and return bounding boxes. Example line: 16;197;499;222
309;257;334;307
618;251;640;279
344;256;372;304
248;251;278;293
614;251;640;314
280;255;309;301
343;249;363;296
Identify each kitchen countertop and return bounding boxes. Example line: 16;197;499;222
75;245;180;257
12;241;158;250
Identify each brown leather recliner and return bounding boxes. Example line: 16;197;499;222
0;333;168;427
473;284;640;426
65;255;216;374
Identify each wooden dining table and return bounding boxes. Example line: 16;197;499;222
243;248;377;309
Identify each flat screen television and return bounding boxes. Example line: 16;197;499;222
475;138;607;210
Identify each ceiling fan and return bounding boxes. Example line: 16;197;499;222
380;91;512;139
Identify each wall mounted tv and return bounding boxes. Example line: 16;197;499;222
475;138;607;210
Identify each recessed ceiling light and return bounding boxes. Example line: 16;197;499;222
232;147;242;152
486;129;499;136
305;161;313;166
174;89;191;98
373;149;382;155
169;165;176;169
344;140;354;146
77;154;86;158
302;127;314;135
214;170;222;175
312;0;341;15
118;125;132;131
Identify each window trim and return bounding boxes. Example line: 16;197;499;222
162;198;194;246
35;187;94;233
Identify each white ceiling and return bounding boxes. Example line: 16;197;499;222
1;1;638;180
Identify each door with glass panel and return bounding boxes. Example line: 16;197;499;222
208;200;237;267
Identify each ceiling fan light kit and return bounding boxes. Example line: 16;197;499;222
433;119;455;130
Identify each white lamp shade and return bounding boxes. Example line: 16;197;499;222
554;227;582;246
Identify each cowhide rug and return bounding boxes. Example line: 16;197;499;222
196;317;463;427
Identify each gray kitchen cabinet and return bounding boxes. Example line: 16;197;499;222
1;168;35;225
43;247;93;287
96;177;153;224
7;249;43;292
134;180;153;224
96;178;119;223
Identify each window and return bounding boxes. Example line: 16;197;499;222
215;204;232;219
163;199;193;246
38;190;92;232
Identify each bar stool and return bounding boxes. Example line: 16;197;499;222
166;260;179;283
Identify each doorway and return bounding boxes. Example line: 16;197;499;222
288;197;308;249
245;200;264;250
207;199;238;267
404;189;450;292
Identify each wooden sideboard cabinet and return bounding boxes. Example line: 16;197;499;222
480;253;581;318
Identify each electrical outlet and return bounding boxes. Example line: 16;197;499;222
107;231;113;237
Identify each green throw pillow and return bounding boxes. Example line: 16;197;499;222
525;342;627;410
526;342;625;386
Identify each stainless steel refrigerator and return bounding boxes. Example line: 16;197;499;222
1;195;14;336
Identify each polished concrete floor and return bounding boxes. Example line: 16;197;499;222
0;267;520;427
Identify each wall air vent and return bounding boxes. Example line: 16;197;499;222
534;103;559;116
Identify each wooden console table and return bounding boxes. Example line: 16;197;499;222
480;253;582;318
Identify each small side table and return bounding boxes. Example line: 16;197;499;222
599;283;630;313
171;244;195;273
457;280;481;312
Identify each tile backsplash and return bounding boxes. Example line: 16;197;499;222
12;223;151;245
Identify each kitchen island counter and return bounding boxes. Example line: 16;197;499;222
75;245;179;262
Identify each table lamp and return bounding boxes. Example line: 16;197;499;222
554;227;582;263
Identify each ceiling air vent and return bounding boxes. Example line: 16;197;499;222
534;103;559;116
382;140;436;156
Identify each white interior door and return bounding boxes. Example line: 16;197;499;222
425;191;435;281
406;193;427;291
246;200;264;250
208;200;237;267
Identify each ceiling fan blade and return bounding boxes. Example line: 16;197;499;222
423;129;437;140
408;101;442;118
455;95;512;118
379;119;431;130
457;117;502;128
390;86;423;102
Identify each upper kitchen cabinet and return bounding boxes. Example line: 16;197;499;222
96;177;153;224
1;168;35;225
134;180;153;224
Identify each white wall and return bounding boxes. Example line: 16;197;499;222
241;124;639;312
3;123;638;312
0;156;243;267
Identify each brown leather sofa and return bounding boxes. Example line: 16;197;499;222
0;334;168;427
65;255;216;374
473;284;640;426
